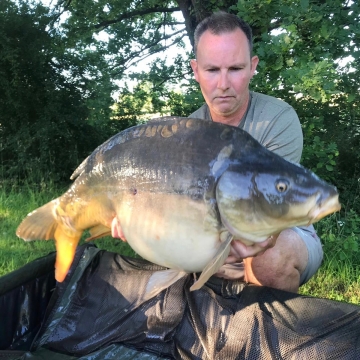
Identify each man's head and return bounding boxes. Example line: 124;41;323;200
190;12;259;126
193;11;254;58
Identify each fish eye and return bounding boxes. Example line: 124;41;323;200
276;179;289;193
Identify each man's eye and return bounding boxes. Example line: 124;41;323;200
207;68;218;72
230;67;243;71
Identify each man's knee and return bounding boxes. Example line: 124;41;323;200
293;227;323;285
243;229;313;292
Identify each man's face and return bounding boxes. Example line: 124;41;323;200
190;29;259;123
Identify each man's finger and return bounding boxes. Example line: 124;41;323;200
229;233;280;260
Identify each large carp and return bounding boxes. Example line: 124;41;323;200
16;117;340;291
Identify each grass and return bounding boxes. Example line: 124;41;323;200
1;182;359;305
300;259;360;304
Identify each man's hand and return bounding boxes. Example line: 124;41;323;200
224;234;279;264
214;234;279;280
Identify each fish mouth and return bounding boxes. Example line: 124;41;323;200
308;195;341;223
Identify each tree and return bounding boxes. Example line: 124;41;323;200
0;0;124;183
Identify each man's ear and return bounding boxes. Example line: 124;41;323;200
190;59;199;82
250;56;259;77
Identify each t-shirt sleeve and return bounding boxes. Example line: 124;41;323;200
188;104;210;120
242;93;303;164
259;106;303;164
191;96;303;164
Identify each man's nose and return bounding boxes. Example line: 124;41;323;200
217;70;230;90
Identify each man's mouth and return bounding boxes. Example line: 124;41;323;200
216;96;234;100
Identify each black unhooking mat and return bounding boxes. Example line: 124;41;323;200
1;244;360;359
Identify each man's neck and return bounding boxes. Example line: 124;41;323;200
211;114;243;127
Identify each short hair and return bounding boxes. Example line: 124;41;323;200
193;11;253;57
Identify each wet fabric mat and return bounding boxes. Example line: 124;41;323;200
1;244;360;359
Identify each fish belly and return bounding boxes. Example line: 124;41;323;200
116;192;222;273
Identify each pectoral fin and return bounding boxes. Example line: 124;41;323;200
144;269;188;302
190;233;233;291
86;224;111;241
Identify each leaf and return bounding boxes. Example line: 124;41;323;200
347;94;356;102
320;25;330;39
300;0;309;10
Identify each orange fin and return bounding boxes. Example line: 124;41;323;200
16;197;83;282
86;224;111;241
54;225;82;282
16;199;60;241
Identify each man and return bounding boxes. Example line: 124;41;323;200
189;11;323;293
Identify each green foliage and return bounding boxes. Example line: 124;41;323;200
54;0;187;83
300;110;339;184
166;81;204;117
235;0;359;99
0;0;125;183
315;210;360;264
114;76;203;120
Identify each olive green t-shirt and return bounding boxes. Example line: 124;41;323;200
189;91;303;164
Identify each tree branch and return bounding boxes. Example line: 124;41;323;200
126;34;187;69
49;0;73;25
94;7;181;30
110;31;187;76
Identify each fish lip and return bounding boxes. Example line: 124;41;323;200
308;195;341;223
